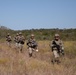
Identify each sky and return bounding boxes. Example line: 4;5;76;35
0;0;76;30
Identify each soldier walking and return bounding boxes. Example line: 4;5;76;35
18;32;25;52
27;34;38;57
51;34;64;64
14;33;20;48
6;33;12;47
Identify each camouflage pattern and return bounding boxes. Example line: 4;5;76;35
14;33;19;42
51;34;64;64
6;33;12;47
18;32;25;52
51;39;63;52
14;33;20;48
27;34;38;57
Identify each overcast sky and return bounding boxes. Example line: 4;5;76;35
0;0;76;30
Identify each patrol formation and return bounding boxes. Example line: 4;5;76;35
6;32;64;64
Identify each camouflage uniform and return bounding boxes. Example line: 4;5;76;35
6;33;12;47
18;32;25;52
27;34;38;57
51;34;64;64
14;33;20;48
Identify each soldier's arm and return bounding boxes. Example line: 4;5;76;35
60;40;65;55
51;40;56;47
27;39;30;45
50;40;55;51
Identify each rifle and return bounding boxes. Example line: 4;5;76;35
27;40;37;48
52;40;64;55
52;41;61;53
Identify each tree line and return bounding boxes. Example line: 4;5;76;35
0;28;76;41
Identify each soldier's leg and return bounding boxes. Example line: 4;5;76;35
17;43;20;48
20;44;23;52
7;41;9;46
8;41;11;47
18;43;22;52
28;47;33;57
16;42;18;48
51;51;55;64
15;42;19;52
53;50;60;64
56;57;61;64
55;51;60;64
15;42;18;49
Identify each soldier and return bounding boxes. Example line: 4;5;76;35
51;34;64;64
18;32;25;52
14;33;19;48
27;34;38;57
6;33;12;47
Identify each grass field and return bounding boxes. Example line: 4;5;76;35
0;41;76;75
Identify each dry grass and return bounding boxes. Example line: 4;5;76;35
0;41;76;75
